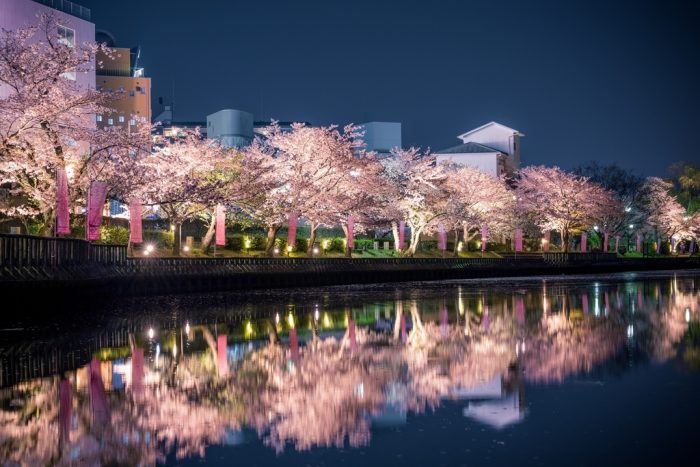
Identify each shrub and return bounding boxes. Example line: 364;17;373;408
99;225;129;245
143;229;173;249
353;238;375;251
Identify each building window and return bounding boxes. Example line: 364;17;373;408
57;25;75;47
58;25;76;80
129;89;135;96
96;85;102;91
107;118;113;125
118;116;125;123
117;86;125;93
129;119;136;126
96;115;103;122
136;86;145;94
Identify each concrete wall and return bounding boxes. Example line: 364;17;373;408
436;152;500;177
359;122;402;154
0;0;95;98
207;109;254;149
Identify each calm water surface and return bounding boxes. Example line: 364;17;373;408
1;271;699;466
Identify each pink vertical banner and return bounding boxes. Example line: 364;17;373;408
217;334;228;376
131;347;144;394
603;233;609;252
128;198;143;244
347;215;354;249
582;294;589;314
543;231;550;252
516;296;525;324
87;181;108;241
400;313;407;344
482;305;490;330
437;223;446;251
615;235;620;253
89;358;109;425
287;212;298;248
59;379;72;448
398;221;405;250
348;319;357;352
56;168;70;235
481;224;488;252
514;229;523;252
289;328;300;361
580;232;587;253
543;296;550;314
636;234;642;253
215;204;226;246
439;305;448;337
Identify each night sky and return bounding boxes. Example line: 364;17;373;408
77;0;700;175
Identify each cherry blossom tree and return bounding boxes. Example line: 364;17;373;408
638;177;686;251
516;166;615;252
382;148;448;256
0;14;150;235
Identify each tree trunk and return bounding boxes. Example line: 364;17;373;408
407;224;423;256
561;229;569;253
172;222;182;256
267;318;280;345
41;208;55;237
341;224;352;257
307;222;319;255
200;208;216;254
265;224;281;257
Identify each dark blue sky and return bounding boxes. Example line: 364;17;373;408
78;0;700;175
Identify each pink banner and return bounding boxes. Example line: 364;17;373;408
580;232;587;252
636;234;642;253
482;305;490;330
398;221;405;250
289;328;300;361
217;334;228;376
543;230;550;252
131;347;144;394
400;313;407;343
287;212;298;248
439;305;448;337
514;229;523;252
603;233;609;252
87;181;108;241
215;204;226;246
129;198;143;244
56;169;70;235
347;215;354;249
59;379;71;448
481;224;488;252
348;319;357;352
582;294;589;314
516;296;525;324
437;223;446;251
89;358;109;424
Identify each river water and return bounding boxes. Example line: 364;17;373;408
1;271;699;466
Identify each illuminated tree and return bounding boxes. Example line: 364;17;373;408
638;177;686;250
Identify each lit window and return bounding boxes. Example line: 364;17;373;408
129;89;135;96
96;115;103;122
129;119;136;126
118;116;125;123
58;25;76;80
107;118;113;125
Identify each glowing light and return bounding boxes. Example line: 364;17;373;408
593;225;599;231
143;250;150;256
322;240;329;250
314;308;320;321
148;327;154;339
457;241;463;252
275;313;280;324
313;246;319;254
686;307;691;323
627;324;634;338
170;225;175;231
625;206;631;212
172;343;177;358
65;164;75;180
182;245;190;252
287;245;293;252
274;247;280;254
244;237;251;249
185;322;190;334
245;321;254;337
629;224;634;229
287;313;295;328
146;244;155;253
323;313;332;328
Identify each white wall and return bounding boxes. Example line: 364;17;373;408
459;124;514;155
436;153;500;177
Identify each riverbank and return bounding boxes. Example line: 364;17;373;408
1;254;698;301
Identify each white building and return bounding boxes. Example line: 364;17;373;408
435;121;524;177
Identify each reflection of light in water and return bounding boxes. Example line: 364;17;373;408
686;308;691;323
172;343;177;358
627;325;634;338
275;313;280;324
314;307;319;321
458;286;465;315
463;392;525;429
593;283;600;316
323;313;332;328
355;383;364;399
185;322;190;335
148;327;154;339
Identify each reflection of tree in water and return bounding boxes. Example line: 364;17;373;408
1;278;697;463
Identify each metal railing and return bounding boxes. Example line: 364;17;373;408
0;233;125;267
32;0;91;21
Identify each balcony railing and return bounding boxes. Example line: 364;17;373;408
32;0;91;22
